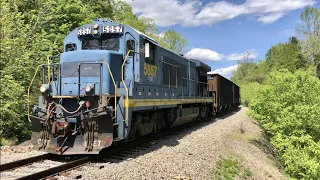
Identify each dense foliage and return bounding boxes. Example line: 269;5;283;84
249;71;320;179
0;0;187;145
232;6;320;179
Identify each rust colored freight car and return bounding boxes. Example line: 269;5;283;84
207;74;240;113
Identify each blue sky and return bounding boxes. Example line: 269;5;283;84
126;0;319;78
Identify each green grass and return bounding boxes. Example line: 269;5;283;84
213;156;253;180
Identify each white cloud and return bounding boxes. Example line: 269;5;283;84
208;65;239;79
184;48;222;61
125;0;316;27
224;49;258;61
184;48;258;61
257;12;284;24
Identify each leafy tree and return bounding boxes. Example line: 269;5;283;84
112;1;188;53
0;75;28;144
296;6;320;66
113;0;157;34
160;29;188;53
231;6;320;178
296;6;320;38
81;0;114;22
231;59;268;106
0;0;46;144
0;0;188;144
266;36;306;72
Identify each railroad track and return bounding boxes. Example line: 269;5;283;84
16;156;93;180
0;153;52;172
2;125;194;180
1;111;239;179
3;138;163;180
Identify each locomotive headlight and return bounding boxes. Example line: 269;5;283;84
93;24;99;29
92;29;98;35
84;85;93;93
40;85;48;93
39;84;50;96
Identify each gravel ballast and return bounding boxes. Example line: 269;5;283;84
64;107;285;180
0;147;45;164
0;107;285;180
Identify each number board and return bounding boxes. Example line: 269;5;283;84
102;25;123;34
78;27;91;36
144;63;157;77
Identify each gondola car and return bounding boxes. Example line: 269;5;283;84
207;74;240;113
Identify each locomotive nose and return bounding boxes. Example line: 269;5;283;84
59;50;122;97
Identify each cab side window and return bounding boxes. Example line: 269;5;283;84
145;42;155;65
126;40;135;56
65;43;77;52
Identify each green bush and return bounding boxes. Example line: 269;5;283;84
0;75;30;144
249;71;320;179
239;82;263;106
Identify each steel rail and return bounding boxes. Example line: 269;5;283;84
0;154;51;172
17;156;94;180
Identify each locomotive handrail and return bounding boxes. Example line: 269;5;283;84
122;50;132;124
47;56;51;84
102;61;117;120
27;65;42;122
26;63;60;122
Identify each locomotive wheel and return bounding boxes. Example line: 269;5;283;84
126;115;138;141
200;106;207;119
135;112;155;136
152;111;163;133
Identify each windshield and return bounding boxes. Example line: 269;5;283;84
82;39;99;50
101;38;120;51
82;37;120;50
62;61;101;77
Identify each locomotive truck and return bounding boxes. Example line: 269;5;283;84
27;18;240;154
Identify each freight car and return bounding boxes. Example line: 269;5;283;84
27;18;239;155
208;74;240;113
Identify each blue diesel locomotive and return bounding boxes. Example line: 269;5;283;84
28;18;231;155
